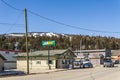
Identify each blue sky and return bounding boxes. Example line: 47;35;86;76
0;0;120;37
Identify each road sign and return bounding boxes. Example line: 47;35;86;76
42;40;56;46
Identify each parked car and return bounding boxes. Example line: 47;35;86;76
114;60;119;64
80;59;93;68
73;61;82;69
103;60;114;67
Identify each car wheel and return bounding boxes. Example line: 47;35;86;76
91;65;93;68
112;65;114;67
83;65;85;68
80;65;83;68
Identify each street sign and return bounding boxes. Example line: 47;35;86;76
42;40;56;46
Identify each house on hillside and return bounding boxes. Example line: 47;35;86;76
0;54;6;72
15;49;76;73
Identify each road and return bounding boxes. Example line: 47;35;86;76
1;64;120;80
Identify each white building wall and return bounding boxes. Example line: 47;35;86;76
17;60;56;73
89;52;105;67
76;52;105;66
91;59;100;67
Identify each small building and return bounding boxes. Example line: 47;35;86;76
73;49;111;66
15;49;76;73
0;54;6;72
0;50;24;69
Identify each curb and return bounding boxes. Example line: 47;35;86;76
28;69;68;75
0;69;68;77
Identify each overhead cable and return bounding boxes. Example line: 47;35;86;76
1;0;120;34
4;11;23;34
0;22;23;25
28;10;120;34
1;0;23;11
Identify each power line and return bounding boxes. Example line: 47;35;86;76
0;22;23;25
4;11;24;34
1;0;120;34
1;0;23;11
0;0;24;34
28;10;120;34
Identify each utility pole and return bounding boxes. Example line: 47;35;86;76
24;8;29;74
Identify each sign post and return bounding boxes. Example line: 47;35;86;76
42;40;56;70
48;46;50;69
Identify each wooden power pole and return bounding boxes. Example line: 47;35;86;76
24;8;29;74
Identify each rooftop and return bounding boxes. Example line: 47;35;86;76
16;49;72;57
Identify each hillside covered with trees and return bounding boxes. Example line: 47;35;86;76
0;34;120;51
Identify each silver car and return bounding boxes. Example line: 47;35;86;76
103;60;114;67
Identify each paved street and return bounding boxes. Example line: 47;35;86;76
1;64;120;80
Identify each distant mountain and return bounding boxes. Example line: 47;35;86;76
1;32;120;50
3;32;70;37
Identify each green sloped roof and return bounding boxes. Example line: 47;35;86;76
15;49;72;57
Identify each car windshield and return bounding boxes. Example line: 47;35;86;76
105;60;112;62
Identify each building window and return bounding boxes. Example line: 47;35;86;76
36;61;41;64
